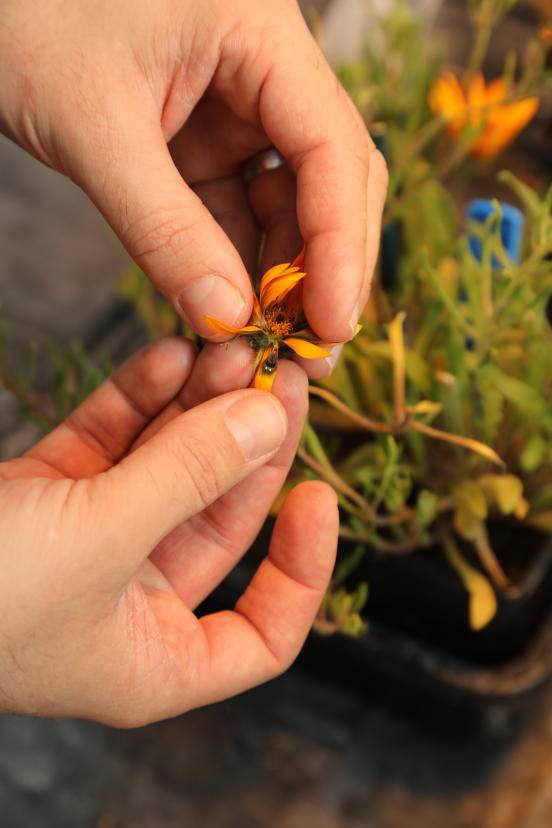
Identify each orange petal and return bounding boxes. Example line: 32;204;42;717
466;73;487;121
486;77;507;105
259;262;294;295
204;315;261;336
251;346;278;392
283;338;332;358
262;270;307;309
252;293;262;318
281;281;303;318
291;247;306;270
429;73;466;135
471;96;539;160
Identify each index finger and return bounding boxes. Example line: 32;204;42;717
258;35;378;342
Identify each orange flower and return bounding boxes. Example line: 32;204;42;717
429;72;539;161
205;250;360;391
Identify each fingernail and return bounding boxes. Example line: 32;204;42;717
224;394;287;461
349;301;361;338
177;275;246;334
322;344;343;376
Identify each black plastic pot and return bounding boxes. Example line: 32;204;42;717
203;521;552;715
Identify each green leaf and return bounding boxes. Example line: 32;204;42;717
416;489;439;526
498;171;542;218
422;257;473;336
519;434;547;473
454;505;484;542
454;481;488;519
341;614;369;638
490;371;547;418
351;582;369;613
334;545;365;585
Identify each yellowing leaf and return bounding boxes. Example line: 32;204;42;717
454;504;484;541
454;480;488;519
410;421;504;466
444;536;498;631
515;498;529;520
388;312;407;420
479;474;523;515
411;400;443;416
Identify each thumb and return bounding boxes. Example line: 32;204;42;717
94;389;287;578
68;113;253;338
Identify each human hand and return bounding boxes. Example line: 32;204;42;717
0;338;338;726
0;0;387;353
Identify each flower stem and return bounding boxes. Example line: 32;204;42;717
473;524;510;590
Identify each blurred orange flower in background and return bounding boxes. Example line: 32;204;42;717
205;250;360;392
429;72;539;160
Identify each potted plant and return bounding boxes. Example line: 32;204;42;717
267;0;552;710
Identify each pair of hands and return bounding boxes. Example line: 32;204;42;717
0;0;387;723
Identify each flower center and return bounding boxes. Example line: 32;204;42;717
265;305;293;338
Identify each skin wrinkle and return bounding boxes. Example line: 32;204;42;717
63;409;131;467
215;16;269;116
160;11;220;140
178;431;229;511
232;600;289;672
137;591;206;715
123;208;206;264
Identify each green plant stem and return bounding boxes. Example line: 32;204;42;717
494;241;552;319
465;10;493;82
310;386;503;466
386;116;447;201
297;445;416;527
385;139;473;226
0;368;55;427
410;420;503;466
309;386;392;433
297;445;366;517
339;525;433;554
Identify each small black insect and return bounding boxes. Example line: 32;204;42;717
262;352;278;374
